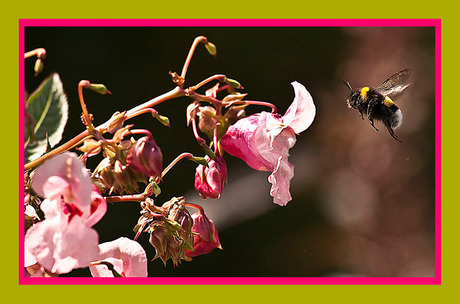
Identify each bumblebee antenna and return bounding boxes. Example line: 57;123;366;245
343;80;353;92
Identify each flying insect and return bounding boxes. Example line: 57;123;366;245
344;69;411;142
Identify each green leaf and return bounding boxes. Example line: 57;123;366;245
24;73;69;164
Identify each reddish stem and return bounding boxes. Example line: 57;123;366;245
105;194;147;203
127;129;153;140
24;48;46;59
78;80;95;131
184;202;204;214
243;100;278;113
181;36;209;81
161;152;194;179
191;117;206;146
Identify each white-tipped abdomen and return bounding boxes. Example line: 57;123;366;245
393;109;403;128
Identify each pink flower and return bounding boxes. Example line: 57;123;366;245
185;212;222;257
194;155;227;199
220;81;315;206
25;152;106;274
89;237;148;277
30;152;93;215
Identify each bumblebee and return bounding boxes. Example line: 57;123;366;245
344;69;411;142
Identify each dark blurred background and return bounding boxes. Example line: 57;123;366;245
24;26;435;277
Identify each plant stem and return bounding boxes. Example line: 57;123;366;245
161;152;194;179
184;202;204;214
24;48;46;59
180;36;208;81
192;74;227;91
105;193;147;203
243;100;278;113
190;116;206;146
78;80;95;132
24;87;185;171
127;129;153;139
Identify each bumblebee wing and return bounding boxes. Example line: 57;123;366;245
376;69;411;97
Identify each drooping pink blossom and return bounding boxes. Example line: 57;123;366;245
194;155;227;199
220;81;315;206
89;237;148;277
184;212;222;257
126;136;163;178
25;152;106;274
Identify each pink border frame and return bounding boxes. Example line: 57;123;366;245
19;19;442;285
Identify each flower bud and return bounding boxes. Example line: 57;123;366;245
154;114;170;127
194;155;227;199
204;41;217;56
144;181;161;197
34;59;44;76
185;212;222;257
86;83;112;95
126;136;163;178
225;78;243;89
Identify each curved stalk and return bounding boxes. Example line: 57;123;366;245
24;87;185;171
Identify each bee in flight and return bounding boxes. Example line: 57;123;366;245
343;69;411;142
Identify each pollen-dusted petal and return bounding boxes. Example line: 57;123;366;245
31;152;93;210
39;176;70;199
282;81;316;134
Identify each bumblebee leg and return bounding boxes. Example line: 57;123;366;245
384;120;401;142
367;117;379;131
366;101;378;131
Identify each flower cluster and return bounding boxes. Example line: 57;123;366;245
25;152;106;275
23;36;316;277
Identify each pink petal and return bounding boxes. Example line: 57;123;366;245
84;186;107;227
194;156;227;199
268;155;295;206
40;176;70;199
282;81;316;134
25;216;100;274
185;213;222;257
31;152;93;211
89;257;124;277
24;245;37;268
220;114;273;171
39;198;63;219
91;237;148;277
